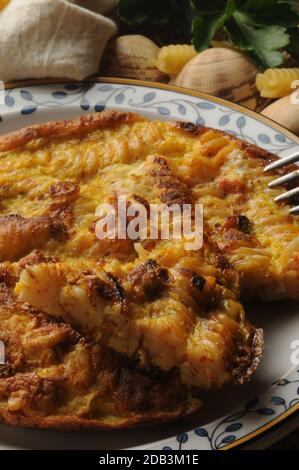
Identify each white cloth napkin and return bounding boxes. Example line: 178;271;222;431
0;0;117;82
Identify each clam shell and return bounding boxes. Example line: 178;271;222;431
172;48;261;110
261;90;299;136
101;35;167;82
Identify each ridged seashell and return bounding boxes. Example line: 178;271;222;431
261;90;299;136
172;48;261;110
101;35;167;82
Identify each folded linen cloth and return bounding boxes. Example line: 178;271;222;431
0;0;117;82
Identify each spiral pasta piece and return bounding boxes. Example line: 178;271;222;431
154;45;197;75
256;68;299;98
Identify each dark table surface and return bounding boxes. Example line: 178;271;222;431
271;429;299;449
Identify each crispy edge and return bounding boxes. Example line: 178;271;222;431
173;121;299;179
0;111;288;175
0;399;200;431
148;155;193;207
0;111;144;153
232;326;264;386
0;114;263;429
0;286;201;431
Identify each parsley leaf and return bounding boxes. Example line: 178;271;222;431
191;0;236;51
117;0;299;69
231;11;290;67
240;0;298;28
192;0;296;68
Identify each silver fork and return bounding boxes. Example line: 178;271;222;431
264;150;299;215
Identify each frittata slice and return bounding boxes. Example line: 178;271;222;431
0;285;200;430
171;122;299;300
0;111;264;430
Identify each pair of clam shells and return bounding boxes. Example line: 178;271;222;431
102;34;298;135
102;37;261;110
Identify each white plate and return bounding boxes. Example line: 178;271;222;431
0;79;299;450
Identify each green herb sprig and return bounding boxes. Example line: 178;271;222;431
117;0;299;69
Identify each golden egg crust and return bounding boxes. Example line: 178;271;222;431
173;121;299;300
0;111;268;430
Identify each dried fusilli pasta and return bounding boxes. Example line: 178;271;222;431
256;68;299;98
154;44;197;75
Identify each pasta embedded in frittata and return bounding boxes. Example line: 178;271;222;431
0;110;282;430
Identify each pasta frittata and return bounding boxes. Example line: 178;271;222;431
2;109;296;429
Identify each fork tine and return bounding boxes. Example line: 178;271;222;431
274;187;299;202
264;151;299;172
268;169;299;188
290;205;299;215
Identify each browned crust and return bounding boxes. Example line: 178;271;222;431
0;112;264;430
126;259;169;301
0;111;144;153
232;327;264;385
88;273;126;303
174;120;299;179
50;182;80;203
149;155;193;207
0;285;200;431
174;120;278;163
0;111;288;176
0;214;67;262
0;399;200;431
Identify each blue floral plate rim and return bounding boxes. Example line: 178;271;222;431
0;78;299;451
2;77;299;148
